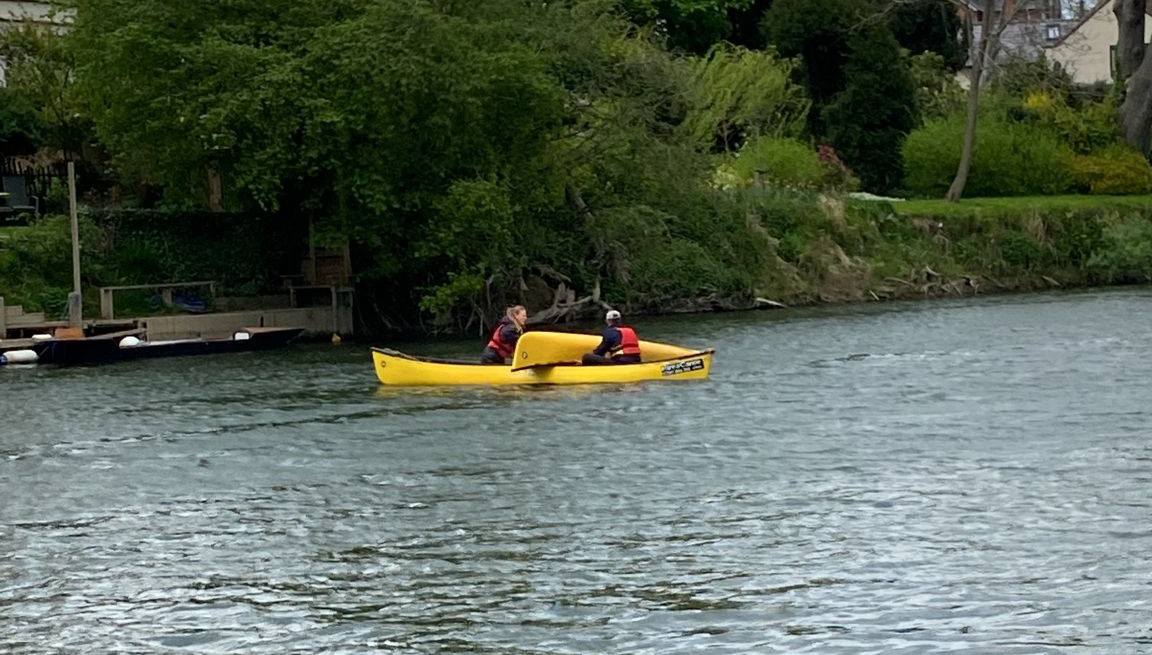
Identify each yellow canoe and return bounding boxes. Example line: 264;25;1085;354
510;330;693;370
371;340;714;386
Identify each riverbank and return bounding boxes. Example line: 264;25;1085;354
5;194;1152;336
662;193;1152;313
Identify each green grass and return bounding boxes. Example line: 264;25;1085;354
889;194;1152;217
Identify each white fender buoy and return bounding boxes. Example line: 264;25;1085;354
233;331;252;341
0;349;39;365
119;336;142;347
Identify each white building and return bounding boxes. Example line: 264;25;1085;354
1046;0;1152;84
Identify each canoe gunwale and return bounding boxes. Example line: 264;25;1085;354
371;345;714;386
371;346;713;368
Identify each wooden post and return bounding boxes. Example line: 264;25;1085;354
67;161;82;327
100;287;114;320
0;295;6;339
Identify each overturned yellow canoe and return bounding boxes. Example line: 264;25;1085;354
510;331;693;370
371;337;713;387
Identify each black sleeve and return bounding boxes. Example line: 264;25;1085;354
593;328;620;356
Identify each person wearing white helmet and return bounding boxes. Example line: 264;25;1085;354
581;308;642;365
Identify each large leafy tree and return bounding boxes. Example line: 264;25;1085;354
0;23;86;157
765;0;918;192
618;0;767;53
884;0;965;72
65;0;369;209
822;25;919;193
62;0;773;325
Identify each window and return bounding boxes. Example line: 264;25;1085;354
1046;24;1060;40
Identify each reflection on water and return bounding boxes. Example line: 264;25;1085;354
4;288;1152;654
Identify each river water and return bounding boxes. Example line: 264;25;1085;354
2;288;1151;654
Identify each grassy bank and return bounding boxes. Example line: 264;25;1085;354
820;194;1152;304
892;195;1152;218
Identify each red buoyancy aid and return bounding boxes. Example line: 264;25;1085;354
486;322;520;359
610;326;641;358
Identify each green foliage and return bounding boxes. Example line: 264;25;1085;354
67;0;370;210
0;215;103;317
617;0;756;54
822;25;918;194
766;0;917;193
679;44;809;153
0;24;88;155
903;114;1075;197
765;0;865;134
0;89;45;154
1087;216;1152;283
724;137;840;190
909;51;966;121
1017;91;1121;154
886;0;965;72
990;55;1074;99
84;209;301;292
417;271;486;318
1068;146;1152;195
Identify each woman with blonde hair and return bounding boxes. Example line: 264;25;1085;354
480;305;527;364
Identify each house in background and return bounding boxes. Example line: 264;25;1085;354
1046;0;1152;84
952;1;1082;89
959;0;1080;62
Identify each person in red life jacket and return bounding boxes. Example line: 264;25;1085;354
480;304;528;364
581;309;642;365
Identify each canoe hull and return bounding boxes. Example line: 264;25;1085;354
372;347;713;386
36;327;304;366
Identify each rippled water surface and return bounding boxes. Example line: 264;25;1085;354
4;288;1152;654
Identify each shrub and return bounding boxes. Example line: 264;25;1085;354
903;114;1075;197
1068;146;1152;195
727;137;857;191
1019;91;1121;154
1087;217;1152;283
730;137;828;189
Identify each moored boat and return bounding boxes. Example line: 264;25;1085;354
371;332;713;386
35;326;305;366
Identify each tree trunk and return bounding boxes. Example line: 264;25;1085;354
1120;62;1152;153
1115;0;1147;82
1116;0;1152;152
946;0;996;202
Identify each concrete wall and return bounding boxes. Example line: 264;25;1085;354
142;307;353;340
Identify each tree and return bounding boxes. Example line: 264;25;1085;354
0;89;45;155
0;23;87;157
1115;0;1152;153
764;0;861;136
766;0;918;191
885;0;966;71
823;24;919;193
617;0;760;53
678;44;809;154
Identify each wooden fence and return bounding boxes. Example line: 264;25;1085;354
1;158;67;199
